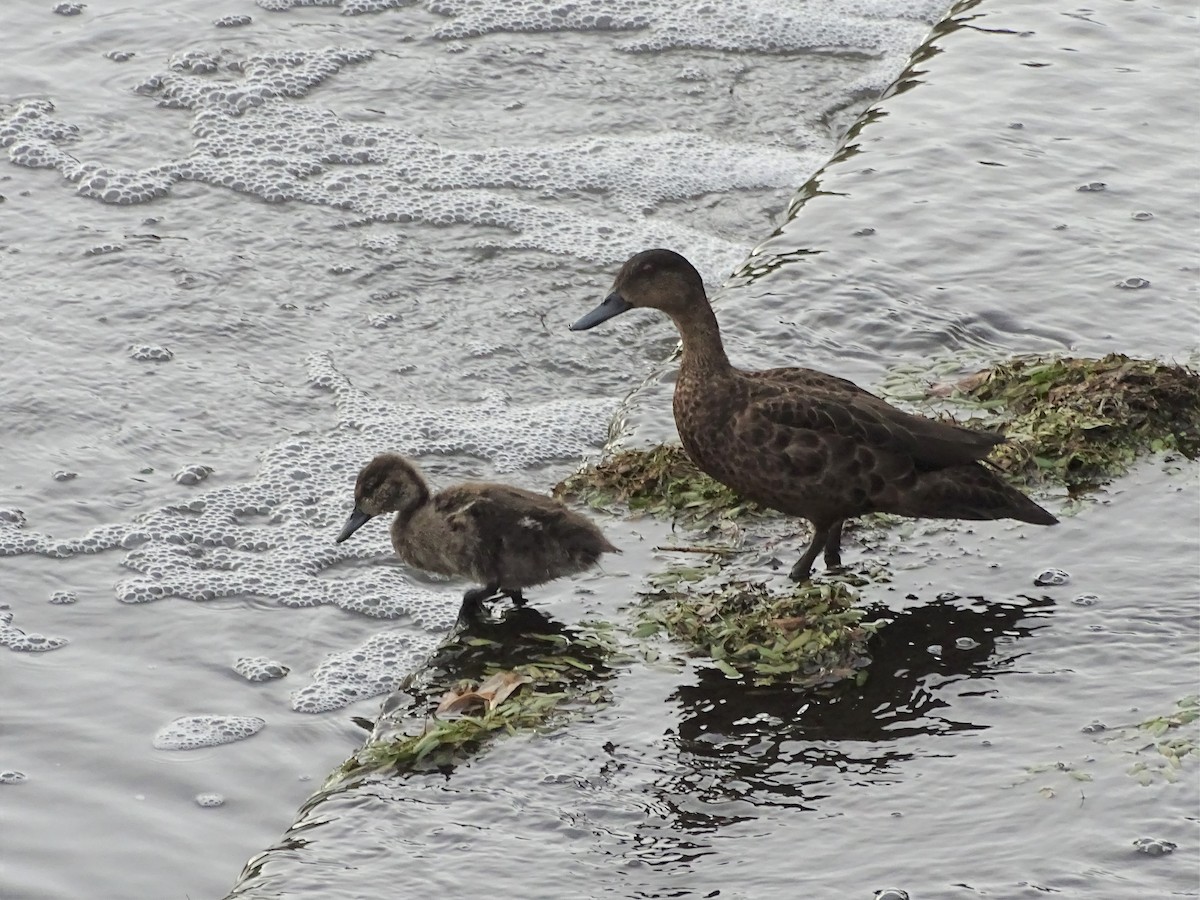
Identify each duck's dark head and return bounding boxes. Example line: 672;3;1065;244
570;249;706;331
336;453;430;543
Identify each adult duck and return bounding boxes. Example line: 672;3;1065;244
337;454;618;608
571;248;1056;581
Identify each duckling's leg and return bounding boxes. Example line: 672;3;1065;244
823;520;845;569
789;523;830;582
505;589;526;607
461;583;501;612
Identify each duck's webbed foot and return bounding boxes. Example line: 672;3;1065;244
822;520;845;570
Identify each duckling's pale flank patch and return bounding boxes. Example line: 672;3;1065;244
571;248;1057;582
337;453;618;609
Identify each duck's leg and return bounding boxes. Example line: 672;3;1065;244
461;583;501;613
823;520;845;569
505;589;527;607
789;523;830;582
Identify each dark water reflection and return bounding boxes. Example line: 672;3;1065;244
657;593;1055;828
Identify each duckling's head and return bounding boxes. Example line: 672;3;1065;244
570;248;706;331
335;453;430;543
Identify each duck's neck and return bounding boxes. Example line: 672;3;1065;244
673;302;731;376
390;485;431;533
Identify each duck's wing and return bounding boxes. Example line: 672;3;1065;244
749;366;872;397
744;386;1003;470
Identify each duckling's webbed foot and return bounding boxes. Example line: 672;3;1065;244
822;520;845;569
505;589;526;607
789;523;830;582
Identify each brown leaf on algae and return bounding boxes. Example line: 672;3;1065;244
435;671;532;716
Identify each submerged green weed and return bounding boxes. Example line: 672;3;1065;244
918;354;1199;491
1120;694;1200;786
639;578;881;688
1019;695;1200;795
554;445;764;522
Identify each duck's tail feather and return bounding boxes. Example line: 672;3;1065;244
899;464;1058;525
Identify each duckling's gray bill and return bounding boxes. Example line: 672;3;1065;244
570;292;631;331
336;507;373;543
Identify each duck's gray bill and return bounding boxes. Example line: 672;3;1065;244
570;292;632;331
336;508;373;543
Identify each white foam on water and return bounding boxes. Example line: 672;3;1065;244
152;715;267;750
424;0;943;51
0;608;70;653
0;353;609;704
233;656;291;682
1;44;817;270
291;630;429;713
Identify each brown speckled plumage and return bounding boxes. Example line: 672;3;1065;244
336;454;618;607
571;249;1057;581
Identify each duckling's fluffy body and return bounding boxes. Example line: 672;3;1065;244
338;454;617;605
572;248;1057;581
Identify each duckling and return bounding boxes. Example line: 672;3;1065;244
571;248;1057;581
336;453;618;608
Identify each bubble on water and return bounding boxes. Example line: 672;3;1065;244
1;770;28;784
1077;182;1106;192
105;50;136;63
215;15;254;27
195;792;226;807
0;44;819;270
174;464;214;486
129;344;173;362
1132;837;1177;856
1131;211;1154;221
1116;277;1150;289
169;49;222;75
53;2;86;15
1033;567;1069;587
234;656;290;682
368;312;398;328
953;637;979;651
1071;593;1100;607
341;0;417;13
152;715;267;750
1080;720;1106;733
291;630;433;713
0;608;69;652
417;0;943;63
49;590;78;605
2;352;606;633
83;243;123;257
53;470;78;482
873;890;910;900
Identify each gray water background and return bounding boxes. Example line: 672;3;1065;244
1;0;1197;897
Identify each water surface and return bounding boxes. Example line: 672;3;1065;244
1;0;1196;897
